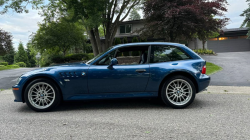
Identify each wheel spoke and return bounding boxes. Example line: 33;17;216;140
28;82;56;109
44;85;48;91
166;79;192;106
167;91;175;94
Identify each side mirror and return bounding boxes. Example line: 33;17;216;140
108;58;118;69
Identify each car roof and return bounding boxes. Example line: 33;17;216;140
113;42;185;49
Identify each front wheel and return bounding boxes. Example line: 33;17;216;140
161;75;196;109
24;78;61;112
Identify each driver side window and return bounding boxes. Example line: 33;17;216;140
96;50;116;65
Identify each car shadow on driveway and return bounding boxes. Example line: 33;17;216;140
16;97;206;113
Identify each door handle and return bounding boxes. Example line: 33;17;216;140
136;69;146;73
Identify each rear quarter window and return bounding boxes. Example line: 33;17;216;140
150;45;191;63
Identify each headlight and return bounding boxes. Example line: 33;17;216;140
16;77;22;85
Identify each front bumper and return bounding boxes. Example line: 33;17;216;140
197;74;210;93
12;85;23;102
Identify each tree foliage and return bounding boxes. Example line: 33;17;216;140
132;37;139;42
1;0;142;56
129;8;141;21
0;29;14;56
240;0;250;38
113;38;121;45
15;42;29;65
123;37;128;43
32;20;86;56
26;43;37;67
141;0;229;42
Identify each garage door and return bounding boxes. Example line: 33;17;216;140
207;38;250;53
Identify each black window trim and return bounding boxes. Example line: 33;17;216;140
120;24;132;34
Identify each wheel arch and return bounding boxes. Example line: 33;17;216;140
21;75;63;103
158;71;199;96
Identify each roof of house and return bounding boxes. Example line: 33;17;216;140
222;27;248;32
119;19;144;24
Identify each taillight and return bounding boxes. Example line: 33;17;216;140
202;65;206;74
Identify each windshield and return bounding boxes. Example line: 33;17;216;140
86;46;114;64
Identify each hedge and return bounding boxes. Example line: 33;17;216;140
0;62;8;66
16;62;26;67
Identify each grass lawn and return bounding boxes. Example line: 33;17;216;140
206;62;222;75
0;56;3;62
0;65;19;71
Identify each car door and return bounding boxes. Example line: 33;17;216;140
87;47;150;94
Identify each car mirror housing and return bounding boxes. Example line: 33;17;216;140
108;58;118;69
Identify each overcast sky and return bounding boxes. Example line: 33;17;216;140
0;0;248;49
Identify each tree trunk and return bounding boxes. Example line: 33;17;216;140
94;27;103;53
88;30;99;56
202;40;206;50
169;30;175;42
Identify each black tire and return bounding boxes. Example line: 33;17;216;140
24;78;61;112
161;75;196;109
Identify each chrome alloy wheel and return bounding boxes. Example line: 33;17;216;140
166;79;192;106
28;82;55;109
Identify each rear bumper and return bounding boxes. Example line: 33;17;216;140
12;85;23;102
197;74;210;93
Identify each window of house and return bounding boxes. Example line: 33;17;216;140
150;45;191;63
120;24;132;34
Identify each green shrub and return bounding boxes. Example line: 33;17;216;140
10;65;19;68
16;62;26;67
0;65;4;67
123;51;130;56
50;54;65;63
87;53;94;59
193;49;215;55
132;51;140;56
65;53;88;62
0;62;8;66
132;37;139;43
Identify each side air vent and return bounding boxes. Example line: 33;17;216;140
60;72;78;77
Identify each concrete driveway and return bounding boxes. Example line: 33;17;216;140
1;89;250;139
202;52;250;86
0;68;37;89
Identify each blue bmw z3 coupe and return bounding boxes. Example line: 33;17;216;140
12;42;210;111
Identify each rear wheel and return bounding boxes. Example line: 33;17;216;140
24;78;61;112
161;75;196;108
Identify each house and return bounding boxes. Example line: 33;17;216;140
114;20;250;53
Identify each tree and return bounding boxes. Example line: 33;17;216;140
26;43;37;67
129;8;141;21
3;49;15;64
141;0;229;42
0;29;13;56
1;0;142;56
32;20;86;56
240;0;250;38
15;42;29;65
198;31;220;50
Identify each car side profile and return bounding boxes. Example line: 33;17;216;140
12;42;210;112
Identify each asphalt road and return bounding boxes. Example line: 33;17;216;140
202;51;250;86
0;90;250;140
0;68;36;89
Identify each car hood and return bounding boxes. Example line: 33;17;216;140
22;62;88;77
